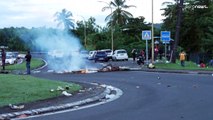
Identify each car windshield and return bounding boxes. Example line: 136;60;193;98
6;56;12;59
105;50;112;53
117;51;126;54
97;51;106;55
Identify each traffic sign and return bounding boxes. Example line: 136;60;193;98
161;31;170;41
142;30;151;40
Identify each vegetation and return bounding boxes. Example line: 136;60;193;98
0;74;82;107
54;9;75;31
161;0;213;63
155;60;213;71
100;0;136;27
5;58;45;71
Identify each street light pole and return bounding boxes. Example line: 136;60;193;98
110;8;114;52
84;20;87;49
98;1;114;51
151;0;154;64
78;16;87;49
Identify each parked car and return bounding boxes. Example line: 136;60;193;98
88;50;97;60
101;49;113;59
112;49;129;61
5;55;17;64
94;51;109;62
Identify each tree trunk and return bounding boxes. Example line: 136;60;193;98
171;0;184;63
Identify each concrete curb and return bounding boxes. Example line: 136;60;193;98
128;67;213;75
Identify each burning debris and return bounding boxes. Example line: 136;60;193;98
98;64;120;72
51;64;130;74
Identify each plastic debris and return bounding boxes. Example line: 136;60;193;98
9;104;25;110
105;94;115;99
79;90;86;92
50;89;55;92
148;63;155;69
136;86;140;89
62;91;72;96
47;70;54;73
57;86;64;91
157;82;162;85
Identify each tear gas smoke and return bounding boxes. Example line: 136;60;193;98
19;28;89;72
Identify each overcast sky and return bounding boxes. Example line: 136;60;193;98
0;0;174;28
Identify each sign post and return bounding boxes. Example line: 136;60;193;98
161;31;171;59
142;30;151;64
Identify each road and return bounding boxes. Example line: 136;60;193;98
28;64;213;120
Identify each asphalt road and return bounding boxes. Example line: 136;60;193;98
28;67;213;120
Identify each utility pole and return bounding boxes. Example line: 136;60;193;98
151;0;154;63
98;1;114;51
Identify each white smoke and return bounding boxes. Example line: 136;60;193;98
19;28;88;72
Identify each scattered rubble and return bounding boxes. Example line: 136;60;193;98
17;114;28;118
62;91;72;97
9;104;24;110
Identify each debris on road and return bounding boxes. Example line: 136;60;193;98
62;91;72;96
98;64;130;72
57;86;64;91
9;104;24;110
17;114;28;118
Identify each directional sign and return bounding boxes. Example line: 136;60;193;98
161;31;170;41
142;30;151;40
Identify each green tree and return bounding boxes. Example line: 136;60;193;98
54;9;75;31
100;0;136;27
162;0;213;62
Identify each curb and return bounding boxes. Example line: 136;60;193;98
128;67;213;75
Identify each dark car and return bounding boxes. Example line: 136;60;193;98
94;51;109;62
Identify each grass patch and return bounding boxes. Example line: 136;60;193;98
0;74;82;107
155;60;213;71
5;58;45;71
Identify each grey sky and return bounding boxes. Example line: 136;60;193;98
0;0;173;28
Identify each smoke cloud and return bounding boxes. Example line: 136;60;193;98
19;28;88;72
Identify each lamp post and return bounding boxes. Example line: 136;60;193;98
78;16;87;48
99;1;114;51
83;20;87;49
151;0;154;63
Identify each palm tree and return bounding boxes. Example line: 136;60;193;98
100;0;136;27
161;0;184;63
54;9;75;30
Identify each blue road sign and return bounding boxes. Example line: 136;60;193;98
161;31;170;41
142;30;151;40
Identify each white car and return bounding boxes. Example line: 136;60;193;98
5;55;17;64
112;49;128;61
